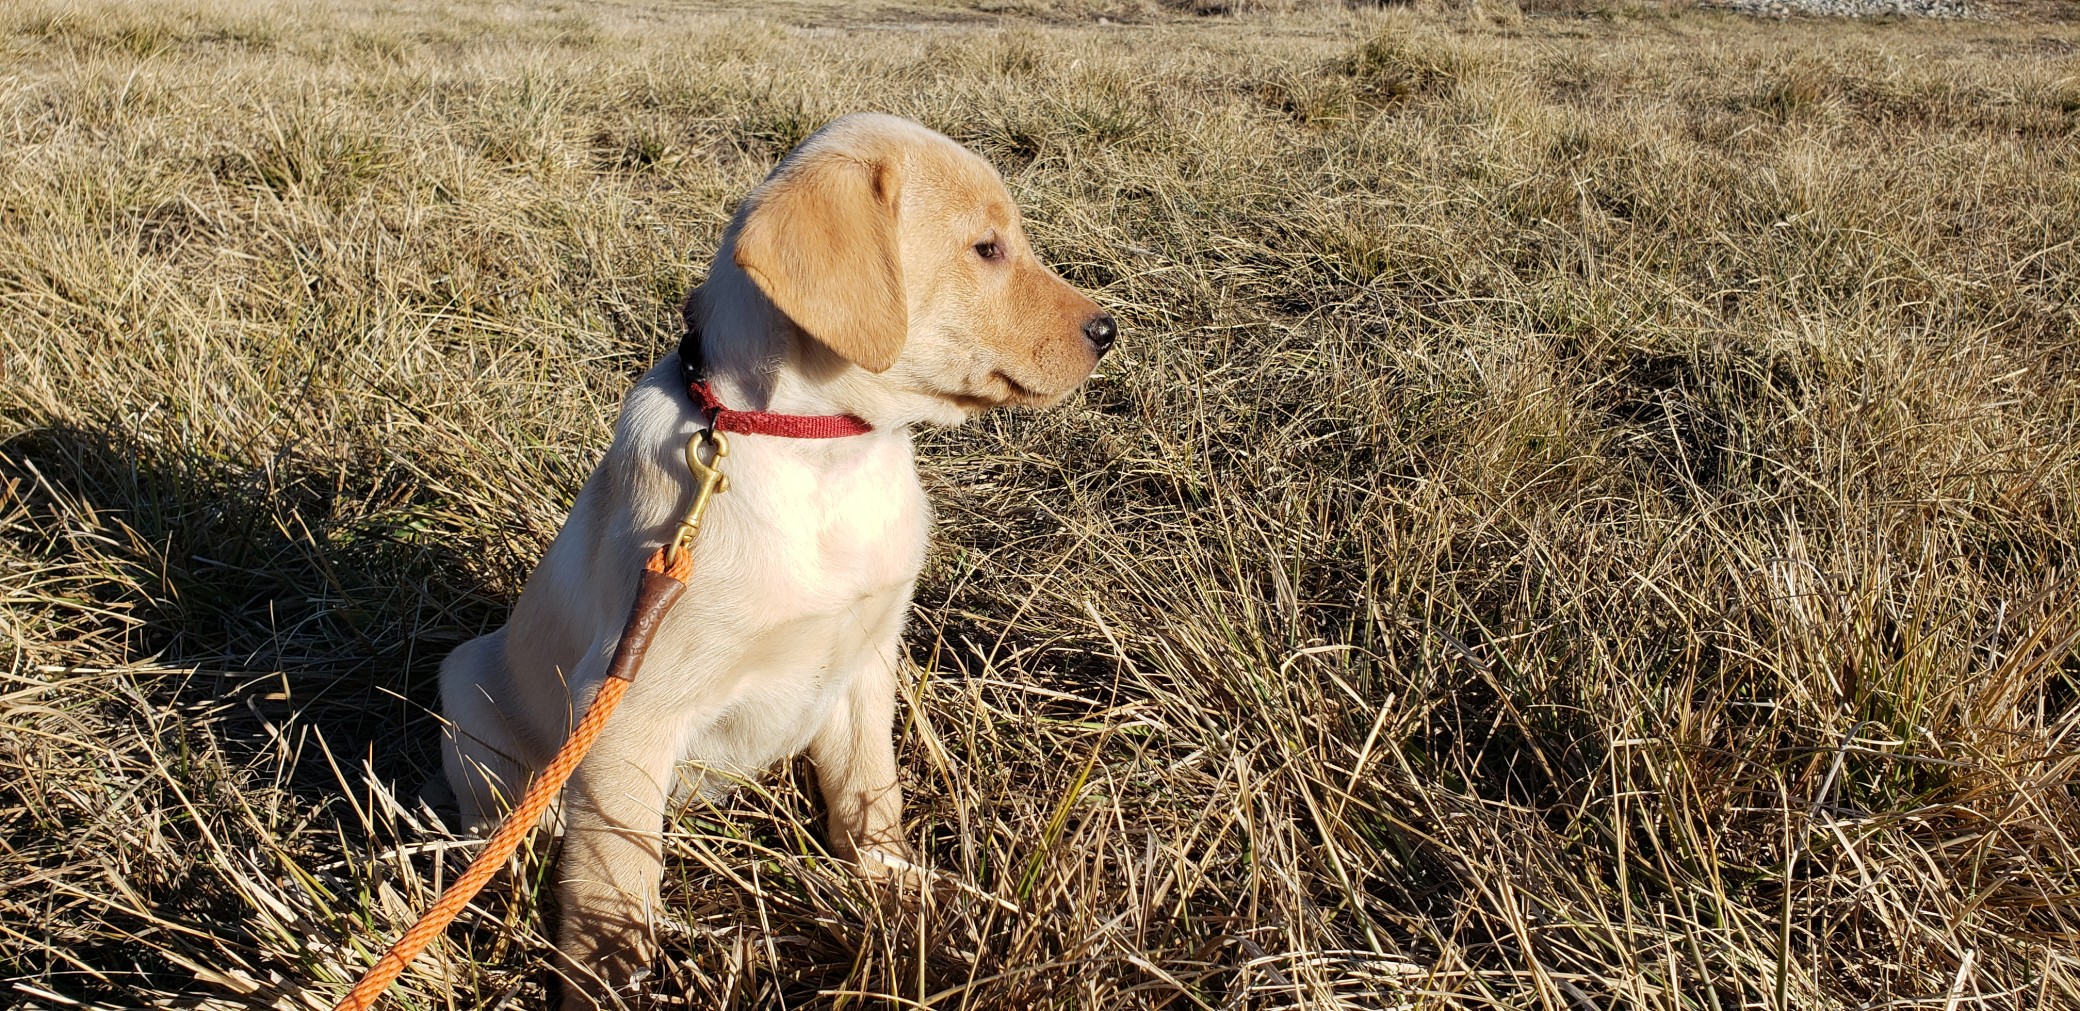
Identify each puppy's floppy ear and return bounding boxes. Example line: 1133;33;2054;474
732;151;907;374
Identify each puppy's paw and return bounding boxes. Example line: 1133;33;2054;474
851;843;920;879
555;962;654;1011
844;844;931;909
554;915;658;1011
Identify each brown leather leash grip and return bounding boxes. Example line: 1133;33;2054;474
603;565;690;683
330;545;691;1011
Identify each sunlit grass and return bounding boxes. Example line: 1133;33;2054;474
3;0;2078;1007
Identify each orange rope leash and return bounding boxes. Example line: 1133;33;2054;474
332;430;727;1011
330;543;694;1011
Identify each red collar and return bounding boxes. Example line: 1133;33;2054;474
679;326;872;439
686;379;873;440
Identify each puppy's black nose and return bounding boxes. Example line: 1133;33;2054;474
1083;313;1118;356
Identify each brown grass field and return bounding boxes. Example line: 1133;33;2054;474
3;0;2079;1007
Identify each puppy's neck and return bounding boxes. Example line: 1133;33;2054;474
686;264;908;430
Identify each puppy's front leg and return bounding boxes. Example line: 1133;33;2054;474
809;633;910;875
554;702;677;1010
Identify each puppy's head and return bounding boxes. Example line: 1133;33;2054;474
725;113;1114;424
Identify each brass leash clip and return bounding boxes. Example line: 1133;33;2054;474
669;429;729;560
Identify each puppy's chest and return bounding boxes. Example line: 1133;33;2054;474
715;445;929;624
667;449;925;768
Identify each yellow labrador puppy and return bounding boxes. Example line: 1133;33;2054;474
433;113;1115;1005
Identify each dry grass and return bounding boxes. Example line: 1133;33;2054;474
4;0;2080;1007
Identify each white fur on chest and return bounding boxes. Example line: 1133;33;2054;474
708;432;928;622
609;375;931;786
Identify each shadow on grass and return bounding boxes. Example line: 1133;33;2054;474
0;420;517;802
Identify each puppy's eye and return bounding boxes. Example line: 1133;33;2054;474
973;240;1001;261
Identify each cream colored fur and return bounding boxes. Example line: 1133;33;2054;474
432;113;1110;1008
